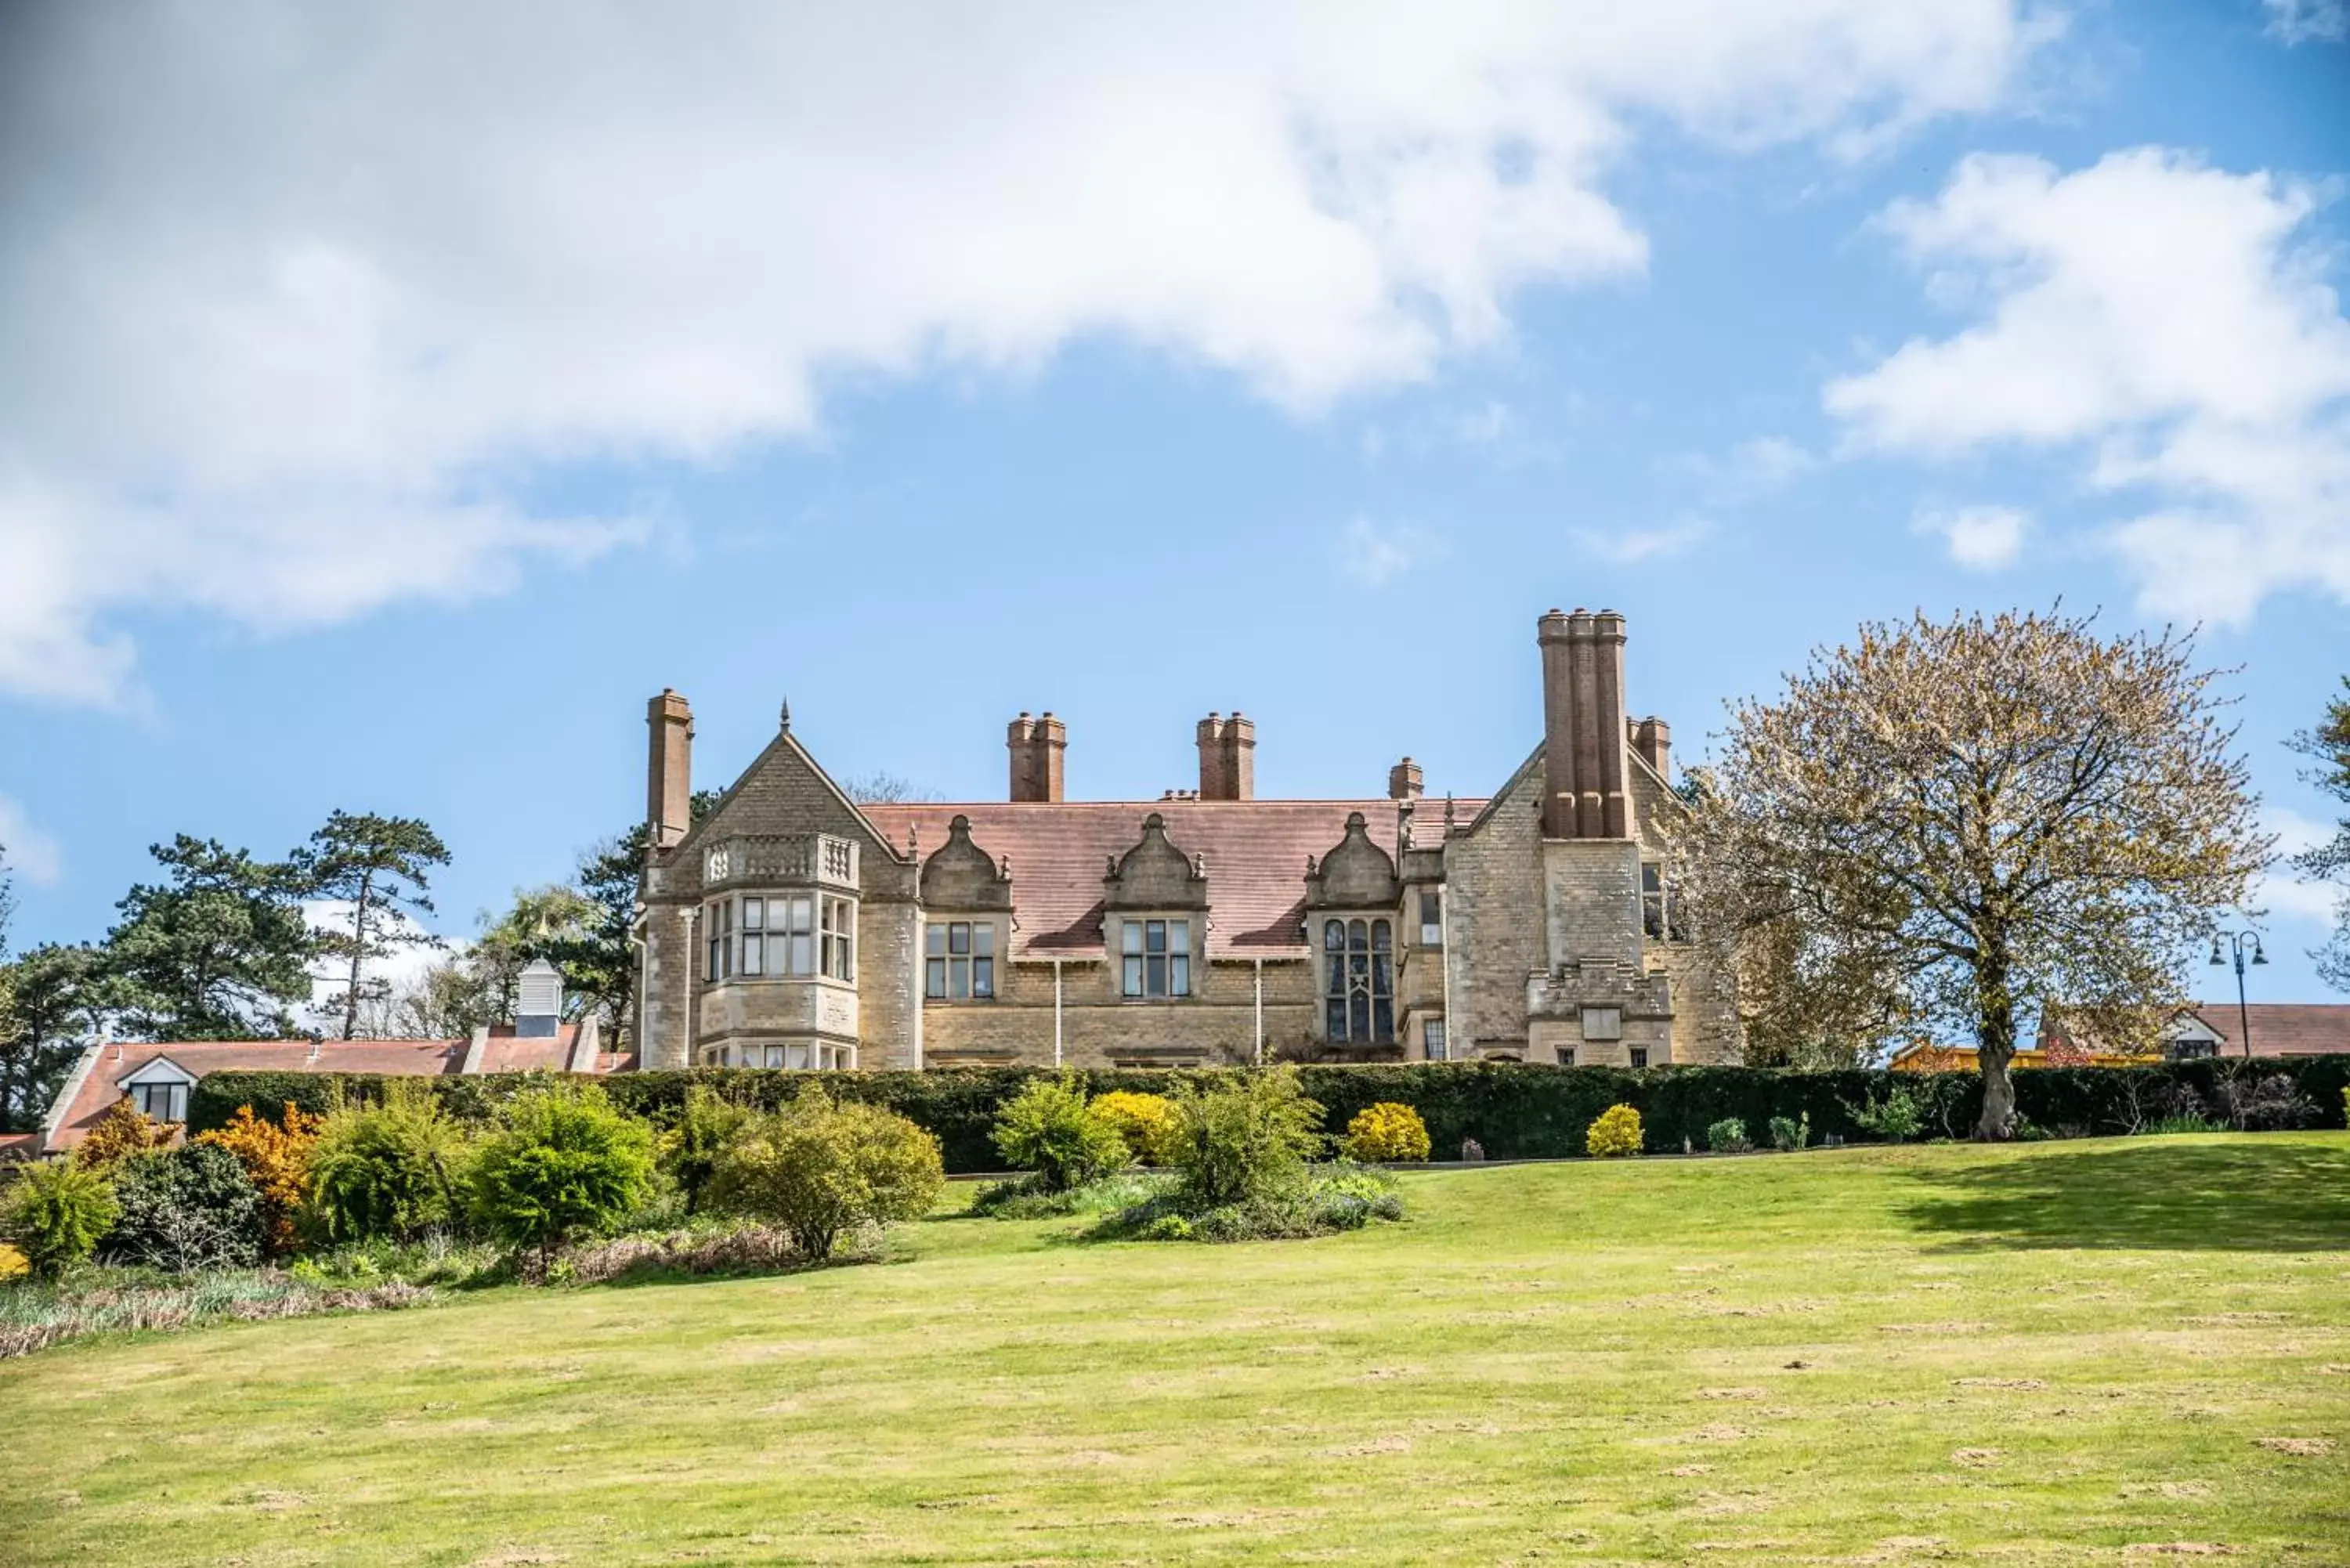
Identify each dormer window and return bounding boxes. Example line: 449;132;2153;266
927;920;995;999
1119;918;1191;999
131;1081;189;1123
1324;918;1394;1042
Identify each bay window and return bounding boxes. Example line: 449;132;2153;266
701;891;845;982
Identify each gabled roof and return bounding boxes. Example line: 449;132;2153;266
2181;1003;2350;1057
862;798;1480;959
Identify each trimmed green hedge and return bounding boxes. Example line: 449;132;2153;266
188;1055;2350;1175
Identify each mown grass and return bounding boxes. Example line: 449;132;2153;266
3;1134;2347;1565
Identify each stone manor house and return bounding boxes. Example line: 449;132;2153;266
636;608;1739;1073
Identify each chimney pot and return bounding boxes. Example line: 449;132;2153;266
1388;757;1424;800
646;690;695;849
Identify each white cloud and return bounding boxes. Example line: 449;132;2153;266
299;901;447;1035
1671;435;1821;502
1340;517;1444;588
1825;148;2350;625
1574;518;1712;563
2258;806;2346;925
1453;400;1520;446
0;2;2052;705
1912;503;2030;569
0;793;63;887
2264;0;2348;45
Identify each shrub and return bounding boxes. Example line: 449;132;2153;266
1845;1085;1925;1143
969;1169;1166;1220
990;1078;1128;1191
195;1103;321;1255
1167;1067;1325;1209
1768;1112;1810;1151
1090;1091;1184;1165
1586;1104;1643;1158
658;1084;754;1214
467;1085;657;1268
309;1081;471;1244
2215;1072;2320;1133
1342;1102;1432;1163
72;1100;175;1172
706;1089;945;1261
0;1159;120;1277
2143;1113;2223;1135
1706;1118;1752;1154
104;1143;268;1274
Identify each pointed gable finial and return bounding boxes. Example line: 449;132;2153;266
1444;792;1457;830
779;696;792;732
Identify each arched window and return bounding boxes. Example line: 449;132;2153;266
1324;917;1394;1042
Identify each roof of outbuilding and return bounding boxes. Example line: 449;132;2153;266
860;798;1477;959
2182;1003;2350;1057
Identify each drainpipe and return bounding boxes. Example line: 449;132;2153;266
1053;959;1065;1068
624;909;647;1064
909;901;924;1071
1253;956;1264;1066
1438;882;1456;1062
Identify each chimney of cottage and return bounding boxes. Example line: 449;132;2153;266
1388;757;1423;800
646;689;694;849
1007;711;1067;803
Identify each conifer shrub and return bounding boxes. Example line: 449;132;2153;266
72;1100;175;1172
1090;1091;1184;1165
196;1103;320;1255
467;1084;657;1269
1586;1104;1643;1158
309;1080;471;1243
706;1089;945;1261
1168;1067;1325;1209
0;1159;120;1277
103;1143;267;1274
990;1078;1129;1190
1706;1118;1753;1154
658;1083;754;1213
1341;1102;1432;1162
1768;1112;1810;1151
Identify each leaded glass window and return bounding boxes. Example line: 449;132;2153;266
1324;917;1393;1042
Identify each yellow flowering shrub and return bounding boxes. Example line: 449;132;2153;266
1341;1102;1431;1163
72;1099;175;1172
1585;1103;1643;1158
1090;1092;1184;1165
197;1102;323;1255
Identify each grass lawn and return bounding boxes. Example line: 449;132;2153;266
5;1135;2348;1566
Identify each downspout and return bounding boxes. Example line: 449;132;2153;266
624;908;648;1068
909;900;924;1072
1438;882;1456;1062
1253;956;1264;1066
1053;958;1065;1068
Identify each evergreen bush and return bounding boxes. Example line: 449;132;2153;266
1340;1102;1432;1162
990;1078;1128;1190
1090;1091;1184;1165
1705;1118;1752;1154
1167;1067;1324;1209
103;1143;268;1274
0;1159;119;1277
1586;1104;1643;1158
309;1081;471;1243
467;1084;657;1268
705;1089;944;1261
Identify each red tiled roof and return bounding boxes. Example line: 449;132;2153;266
2186;1003;2350;1057
860;798;1475;959
42;1028;596;1151
0;1133;41;1165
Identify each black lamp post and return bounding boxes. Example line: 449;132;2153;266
2207;929;2268;1058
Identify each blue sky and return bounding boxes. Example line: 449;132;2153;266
2;1;2345;1003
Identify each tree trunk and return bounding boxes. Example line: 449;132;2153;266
342;870;372;1040
1973;932;2019;1140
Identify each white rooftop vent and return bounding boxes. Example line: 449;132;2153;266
516;958;564;1038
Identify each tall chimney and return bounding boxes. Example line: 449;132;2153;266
647;689;693;848
1388;757;1423;800
1629;716;1671;785
1538;610;1580;838
1197;712;1255;800
1008;711;1067;802
1592;611;1630;837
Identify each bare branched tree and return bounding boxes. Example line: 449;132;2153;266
838;771;942;806
1673;607;2269;1139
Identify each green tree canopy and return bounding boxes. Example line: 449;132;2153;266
105;836;313;1042
296;811;451;1040
0;942;110;1133
1676;608;2269;1140
2289;675;2350;992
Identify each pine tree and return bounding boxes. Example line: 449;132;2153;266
295;812;451;1040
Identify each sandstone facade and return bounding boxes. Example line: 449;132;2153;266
637;609;1740;1071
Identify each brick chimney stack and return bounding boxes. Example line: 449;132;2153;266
646;689;694;848
1538;609;1631;839
1629;716;1671;784
1388;757;1423;800
1196;712;1256;800
1007;711;1067;803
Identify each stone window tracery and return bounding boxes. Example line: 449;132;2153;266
1324;917;1393;1042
